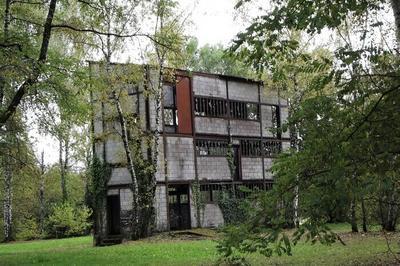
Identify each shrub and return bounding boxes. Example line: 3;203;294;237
16;217;40;240
47;202;92;238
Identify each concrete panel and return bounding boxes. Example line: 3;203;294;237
241;158;263;180
108;167;131;186
227;80;258;102
120;188;133;211
193;75;226;98
230;120;260;137
261;88;280;105
93;120;103;135
165;136;195;181
261;105;275;138
105;136;125;164
189;185;224;228
282;140;291;151
197;157;231;180
264;158;274;180
195;117;228;135
155;185;168;231
94;142;104;160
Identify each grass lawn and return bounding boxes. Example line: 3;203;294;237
0;224;399;265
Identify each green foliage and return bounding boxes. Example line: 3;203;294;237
88;156;110;211
216;190;248;225
16;218;40;241
216;0;400;262
191;181;206;227
47;202;92;238
182;38;256;79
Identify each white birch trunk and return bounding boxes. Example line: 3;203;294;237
391;0;400;46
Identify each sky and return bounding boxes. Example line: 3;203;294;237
180;0;245;46
31;0;248;165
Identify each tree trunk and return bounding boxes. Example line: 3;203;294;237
3;161;13;242
350;198;358;232
39;151;46;235
113;93;139;239
361;197;367;232
383;193;398;231
391;0;400;45
59;137;68;202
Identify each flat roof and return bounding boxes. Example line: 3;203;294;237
87;61;262;85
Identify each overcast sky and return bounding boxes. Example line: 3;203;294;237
31;0;246;165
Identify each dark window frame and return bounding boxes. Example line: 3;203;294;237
194;96;261;121
163;85;178;133
195;139;229;157
240;139;283;158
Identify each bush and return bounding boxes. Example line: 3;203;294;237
217;189;249;225
16;217;40;240
47;202;92;238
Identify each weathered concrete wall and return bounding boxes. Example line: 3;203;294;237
241;158;263;180
120;188;133;211
261;105;275;138
197;157;231;180
282;140;291;151
230;120;260;136
108;167;131;186
120;188;133;238
199;204;224;228
105;135;125;164
189;186;224;228
264;158;274;180
227;80;258;102
193;75;226;98
204;203;224;227
165;136;195;181
260;89;280;105
195;117;228;135
155;185;168;231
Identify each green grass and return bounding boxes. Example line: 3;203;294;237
0;224;398;265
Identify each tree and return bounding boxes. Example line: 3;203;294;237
217;0;400;262
182;38;255;78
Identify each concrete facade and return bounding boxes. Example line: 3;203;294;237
92;64;290;239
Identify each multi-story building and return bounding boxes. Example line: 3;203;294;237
91;63;290;238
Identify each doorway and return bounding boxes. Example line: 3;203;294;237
107;195;121;235
168;185;191;230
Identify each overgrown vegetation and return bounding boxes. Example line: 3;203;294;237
0;226;399;265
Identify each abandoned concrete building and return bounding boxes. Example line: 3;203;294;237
91;63;290;237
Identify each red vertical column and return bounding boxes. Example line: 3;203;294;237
175;76;193;135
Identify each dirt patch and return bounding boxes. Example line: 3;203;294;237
143;228;218;242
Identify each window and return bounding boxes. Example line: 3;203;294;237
240;139;282;157
194;97;227;117
262;139;282;157
168;195;177;204
240;139;262;157
246;103;259;120
195;139;229;156
199;182;270;203
230;101;260;121
163;85;178;132
180;194;188;204
194;97;260;121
